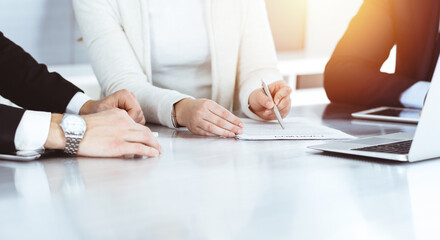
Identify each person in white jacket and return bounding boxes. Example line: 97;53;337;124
73;0;292;138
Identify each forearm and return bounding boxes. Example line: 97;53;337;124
100;77;192;127
134;85;193;127
324;59;416;106
0;32;82;112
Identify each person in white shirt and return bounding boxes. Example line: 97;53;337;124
0;32;161;158
73;0;292;138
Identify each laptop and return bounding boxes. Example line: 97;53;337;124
309;55;440;162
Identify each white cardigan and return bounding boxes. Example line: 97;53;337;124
73;0;282;128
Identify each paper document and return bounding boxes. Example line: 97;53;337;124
236;118;355;140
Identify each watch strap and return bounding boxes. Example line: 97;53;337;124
65;137;81;155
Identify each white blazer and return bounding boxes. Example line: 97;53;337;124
73;0;282;128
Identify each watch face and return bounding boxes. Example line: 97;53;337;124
61;115;87;135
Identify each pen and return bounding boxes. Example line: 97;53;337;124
261;79;286;129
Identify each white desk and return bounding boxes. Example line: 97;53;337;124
0;104;439;240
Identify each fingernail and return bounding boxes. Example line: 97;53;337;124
275;99;280;105
229;132;236;138
152;149;160;157
238;129;243;135
239;123;245;128
266;102;273;108
265;110;272;115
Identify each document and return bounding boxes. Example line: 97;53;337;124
236;118;355;140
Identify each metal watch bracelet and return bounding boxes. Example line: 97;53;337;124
65;137;82;155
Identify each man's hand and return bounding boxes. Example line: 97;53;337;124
248;80;292;120
44;109;161;158
79;89;145;125
175;98;244;138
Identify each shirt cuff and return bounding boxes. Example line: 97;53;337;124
400;81;430;109
14;110;51;151
65;92;92;114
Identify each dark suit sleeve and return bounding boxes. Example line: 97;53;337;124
0;104;25;153
0;31;84;153
0;31;82;113
324;0;416;107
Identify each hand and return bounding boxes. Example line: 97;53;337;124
80;89;146;125
248;80;292;120
175;98;244;138
44;109;161;158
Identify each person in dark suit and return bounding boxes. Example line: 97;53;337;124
0;31;161;157
324;0;440;108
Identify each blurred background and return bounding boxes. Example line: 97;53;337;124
1;0;391;106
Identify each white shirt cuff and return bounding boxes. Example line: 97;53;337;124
14;110;51;151
400;81;430;109
66;92;92;114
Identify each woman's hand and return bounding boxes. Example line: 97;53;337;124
174;98;244;138
248;80;292;120
80;89;146;125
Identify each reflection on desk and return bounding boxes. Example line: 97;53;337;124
0;104;439;240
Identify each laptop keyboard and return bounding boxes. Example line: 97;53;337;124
352;140;412;155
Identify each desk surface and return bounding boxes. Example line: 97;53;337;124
1;104;439;240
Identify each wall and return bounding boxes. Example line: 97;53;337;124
305;0;363;57
266;0;306;51
0;0;364;64
0;0;88;65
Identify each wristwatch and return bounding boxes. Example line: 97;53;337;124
60;114;87;155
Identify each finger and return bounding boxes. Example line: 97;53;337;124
261;109;277;120
252;108;274;120
126;105;143;124
207;103;244;128
200;120;237;138
204;113;243;135
136;112;146;125
277;97;291;112
124;127;161;152
193;127;217;137
115;90;144;123
125;130;161;152
122;143;160;158
278;103;291;118
273;86;292;105
131;112;143;125
257;90;274;109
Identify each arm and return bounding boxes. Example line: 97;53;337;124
44;110;161;158
7;89;151;153
237;0;291;120
0;32;82;113
2;93;161;157
73;0;190;128
324;0;415;107
0;105;25;153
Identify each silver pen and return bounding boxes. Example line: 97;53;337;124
261;79;286;129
